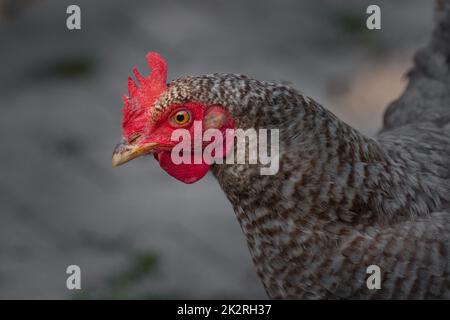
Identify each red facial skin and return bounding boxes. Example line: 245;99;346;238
138;102;235;184
121;52;234;184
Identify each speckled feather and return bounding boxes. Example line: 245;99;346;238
150;2;450;299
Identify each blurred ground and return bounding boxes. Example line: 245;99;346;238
0;0;434;299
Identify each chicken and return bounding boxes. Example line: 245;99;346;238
112;3;450;299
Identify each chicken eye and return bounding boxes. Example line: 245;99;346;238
170;109;191;126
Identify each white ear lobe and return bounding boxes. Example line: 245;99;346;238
203;107;228;129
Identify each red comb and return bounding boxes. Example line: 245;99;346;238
122;52;167;140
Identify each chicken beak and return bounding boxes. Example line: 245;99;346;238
112;140;158;167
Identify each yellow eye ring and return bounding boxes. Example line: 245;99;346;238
170;109;191;126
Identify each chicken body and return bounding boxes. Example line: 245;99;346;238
114;2;450;299
156;3;450;298
212;94;450;299
162;72;449;299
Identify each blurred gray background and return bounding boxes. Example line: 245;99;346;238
0;0;434;299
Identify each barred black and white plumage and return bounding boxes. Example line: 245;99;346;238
114;1;450;299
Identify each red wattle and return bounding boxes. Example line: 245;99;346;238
156;152;210;184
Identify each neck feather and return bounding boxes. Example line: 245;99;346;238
212;93;439;229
